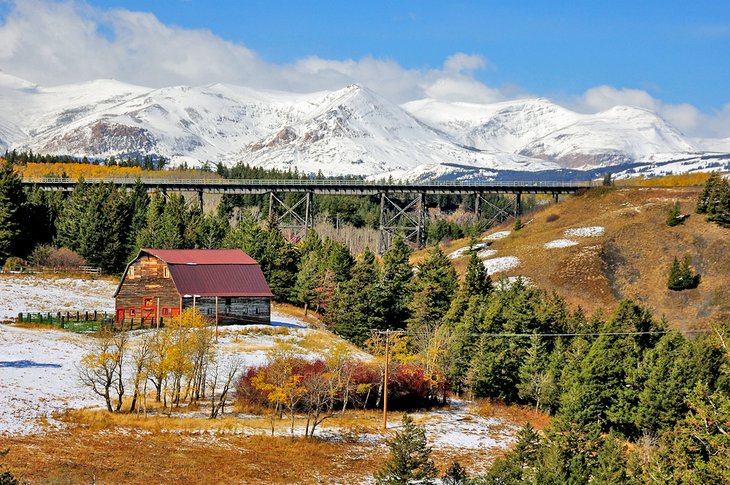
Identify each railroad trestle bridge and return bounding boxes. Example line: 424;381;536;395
22;178;591;252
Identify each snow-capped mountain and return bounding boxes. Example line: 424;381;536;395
0;71;728;181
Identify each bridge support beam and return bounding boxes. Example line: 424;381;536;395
474;193;481;219
553;193;559;204
267;191;314;242
515;192;522;217
474;193;515;229
197;190;204;212
378;192;426;254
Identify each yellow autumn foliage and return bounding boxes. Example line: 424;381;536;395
14;162;223;181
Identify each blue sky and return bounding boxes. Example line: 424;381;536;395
0;1;729;136
84;0;730;110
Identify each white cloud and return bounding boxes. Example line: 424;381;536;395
574;85;730;138
0;0;499;105
443;53;490;74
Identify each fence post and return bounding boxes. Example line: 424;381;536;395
76;311;80;322
85;311;89;321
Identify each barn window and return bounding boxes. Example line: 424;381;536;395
163;266;170;278
143;297;154;307
162;308;169;316
225;298;231;306
128;308;136;317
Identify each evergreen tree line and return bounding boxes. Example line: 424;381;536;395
4;149;169;170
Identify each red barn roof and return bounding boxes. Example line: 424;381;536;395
143;248;258;265
114;249;273;298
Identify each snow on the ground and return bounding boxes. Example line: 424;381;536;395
416;401;516;451
482;256;520;275
477;249;498;259
544;239;579;249
564;226;605;237
0;324;97;435
448;242;489;259
497;276;534;289
0;275;116;320
483;230;511;241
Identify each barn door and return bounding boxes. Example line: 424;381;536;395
141;297;156;326
115;308;125;324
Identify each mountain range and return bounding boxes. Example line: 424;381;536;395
1;71;728;181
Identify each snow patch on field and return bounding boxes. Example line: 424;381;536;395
482;256;520;275
0;275;116;320
483;230;511;241
448;242;490;259
416;401;516;451
564;226;605;237
497;276;534;289
544;239;579;249
477;249;498;259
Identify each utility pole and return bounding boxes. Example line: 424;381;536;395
373;329;405;430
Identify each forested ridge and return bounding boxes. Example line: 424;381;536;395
1;154;729;483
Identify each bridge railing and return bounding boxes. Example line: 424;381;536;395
21;177;593;188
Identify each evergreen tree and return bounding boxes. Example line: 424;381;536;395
517;335;552;411
380;237;414;328
374;414;437;485
464;251;492;297
294;251;323;315
260;221;299;302
326;249;384;345
666;201;684;226
0;160;25;263
54;179;90;252
408;246;457;329
591;432;628;484
668;255;699;290
697;172;730;227
441;461;469;485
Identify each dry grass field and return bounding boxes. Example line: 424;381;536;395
421;186;730;330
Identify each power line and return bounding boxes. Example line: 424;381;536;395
385;329;714;338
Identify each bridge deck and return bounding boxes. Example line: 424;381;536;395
21;178;591;195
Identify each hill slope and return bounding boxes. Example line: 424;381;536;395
439;187;730;330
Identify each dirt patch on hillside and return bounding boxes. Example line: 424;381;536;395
437;187;730;330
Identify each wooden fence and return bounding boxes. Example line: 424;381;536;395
17;311;112;332
16;311;171;332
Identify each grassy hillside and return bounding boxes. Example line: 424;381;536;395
430;186;729;330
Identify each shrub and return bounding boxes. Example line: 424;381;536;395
29;245;86;269
513;218;523;231
545;214;560;223
2;256;28;273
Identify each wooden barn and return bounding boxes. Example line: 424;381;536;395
114;249;273;326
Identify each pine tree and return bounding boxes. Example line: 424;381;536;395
326;249;384;345
464;250;492;297
517;335;551;411
374;414;437;484
668;255;699;290
294;251;323;315
0;160;24;264
380;237;413;328
441;461;469;485
697;172;730;227
54;179;90;252
592;432;628;484
409;246;457;323
666;201;683;226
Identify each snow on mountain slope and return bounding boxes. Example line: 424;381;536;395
238;85;559;177
402;98;702;170
520;106;696;168
0;72;727;179
403;98;581;153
